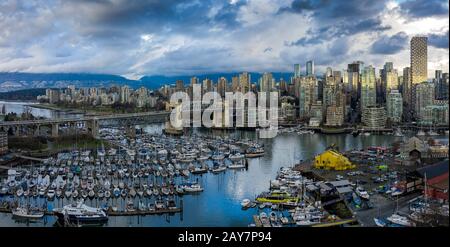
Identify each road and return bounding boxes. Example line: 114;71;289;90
354;192;421;226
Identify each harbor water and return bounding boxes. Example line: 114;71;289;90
0;101;447;227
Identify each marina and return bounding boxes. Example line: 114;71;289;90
0;102;448;227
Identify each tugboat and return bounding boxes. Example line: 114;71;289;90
53;199;108;226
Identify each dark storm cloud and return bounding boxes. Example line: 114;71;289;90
287;18;390;46
428;31;449;49
370;32;409;54
281;0;388;19
0;0;448;76
399;0;449;18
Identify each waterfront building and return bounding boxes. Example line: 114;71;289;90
325;105;345;126
231;76;239;92
386;90;403;123
306;60;314;76
362;106;387;129
435;70;449;100
413;82;435;121
361;65;377;112
298;76;318;119
310;101;323;118
314;149;355;171
421;101;449;126
410;36;428;86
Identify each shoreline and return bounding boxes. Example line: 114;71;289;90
25;103;86;114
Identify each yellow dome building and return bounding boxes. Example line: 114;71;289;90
314;149;355;171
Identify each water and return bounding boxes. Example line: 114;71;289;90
1;101;447;227
0;101;82;119
0;123;414;227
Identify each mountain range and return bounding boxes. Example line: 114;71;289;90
0;72;295;92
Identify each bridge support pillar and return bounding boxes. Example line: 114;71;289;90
34;125;40;137
87;119;99;139
51;123;59;138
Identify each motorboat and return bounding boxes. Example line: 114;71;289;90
386;214;414;227
12;207;44;220
53;200;108;225
355;186;370;200
240;199;251;209
181;183;204;193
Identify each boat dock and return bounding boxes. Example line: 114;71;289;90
0;206;182;216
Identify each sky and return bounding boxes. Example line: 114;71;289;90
0;0;448;79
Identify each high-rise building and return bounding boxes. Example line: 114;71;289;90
402;67;411;105
190;77;198;86
380;62;396;104
202;78;213;92
434;70;448;100
298;76;318;119
217;77;227;97
386;70;399;94
231;76;239;92
325;67;333;78
120;86;130;103
347;61;364;107
410;36;428;86
260;72;273;92
386;90;403;123
442;73;449;100
413;82;435;120
175;80;184;92
294;64;301;78
306;60;314;76
239;72;251;93
361;65;377;111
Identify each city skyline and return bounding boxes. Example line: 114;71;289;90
0;0;448;79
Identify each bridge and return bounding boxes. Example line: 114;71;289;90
0;111;170;138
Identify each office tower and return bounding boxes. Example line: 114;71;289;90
410;36;428;86
347;61;364;108
239;72;251;93
386;90;403;123
386;70;399;94
380;62;396;104
413;82;435;120
306;60;314;76
294;64;301;78
361;65;377;111
434;70;446;100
